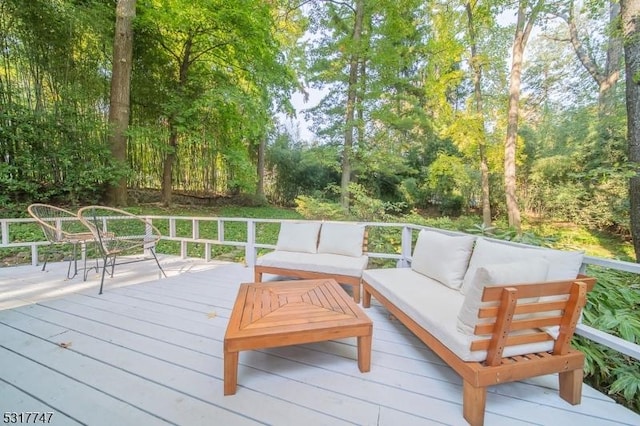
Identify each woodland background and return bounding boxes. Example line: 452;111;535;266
1;0;637;252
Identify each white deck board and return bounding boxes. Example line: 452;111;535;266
1;258;639;425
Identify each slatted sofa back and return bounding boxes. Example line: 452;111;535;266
473;274;597;366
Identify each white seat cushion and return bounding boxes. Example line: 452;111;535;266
276;222;321;253
257;251;368;277
411;230;475;289
317;222;366;257
364;268;554;362
456;259;549;335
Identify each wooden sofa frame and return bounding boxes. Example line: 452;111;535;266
254;230;368;303
362;274;596;426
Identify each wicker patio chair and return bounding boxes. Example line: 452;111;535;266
27;203;97;279
77;205;166;294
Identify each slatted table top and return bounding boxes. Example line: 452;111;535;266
224;278;372;349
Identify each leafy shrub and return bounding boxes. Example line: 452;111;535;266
573;267;640;413
0;106;122;205
348;183;406;222
294;183;406;222
294;195;346;220
266;133;339;206
439;194;463;216
398;177;425;208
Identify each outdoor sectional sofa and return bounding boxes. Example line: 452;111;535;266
362;230;596;426
254;221;368;302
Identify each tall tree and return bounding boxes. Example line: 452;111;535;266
135;0;292;205
504;0;544;232
341;0;365;209
466;0;492;227
559;0;622;115
106;0;136;207
622;0;640;261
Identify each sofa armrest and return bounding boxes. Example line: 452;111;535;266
474;276;595;366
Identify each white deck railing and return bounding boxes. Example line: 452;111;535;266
2;215;639;361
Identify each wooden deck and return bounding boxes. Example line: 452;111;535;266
1;258;639;425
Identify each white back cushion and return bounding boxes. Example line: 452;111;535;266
317;222;366;257
411;230;476;289
456;259;550;335
276;221;321;253
460;238;584;295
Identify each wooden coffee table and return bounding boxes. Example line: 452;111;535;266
223;278;373;395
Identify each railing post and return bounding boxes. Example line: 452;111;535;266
398;226;412;268
205;242;211;261
181;241;188;259
245;220;256;268
1;220;9;248
192;219;199;240
218;220;224;242
169;218;176;238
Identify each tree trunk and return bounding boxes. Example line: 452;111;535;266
602;1;622;113
105;0;136;207
341;0;364;209
161;37;192;206
504;0;542;232
161;124;178;206
621;0;640;261
256;137;266;201
565;0;621;116
466;0;492;228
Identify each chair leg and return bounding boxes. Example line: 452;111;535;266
463;381;487;426
108;255;116;278
150;249;167;277
84;255;94;281
362;288;372;308
98;257;108;295
559;368;583;405
80;243;99;282
149;249;167;278
98;255;118;295
66;243;79;279
41;244;54;271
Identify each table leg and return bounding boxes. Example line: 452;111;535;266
357;333;372;372
224;350;239;395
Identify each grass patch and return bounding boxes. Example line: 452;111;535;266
525;220;634;261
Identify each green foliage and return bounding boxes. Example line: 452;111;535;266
347;183;406;222
0;106;123;205
295;195;346;221
1;0;302;203
294;183;405;222
424;153;474;212
266;131;339;205
573;267;640;412
439;195;464;216
582;268;640;343
398;178;426;208
526;148;630;234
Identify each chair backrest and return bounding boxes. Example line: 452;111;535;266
77;206;162;256
27;203;91;243
471;275;596;366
